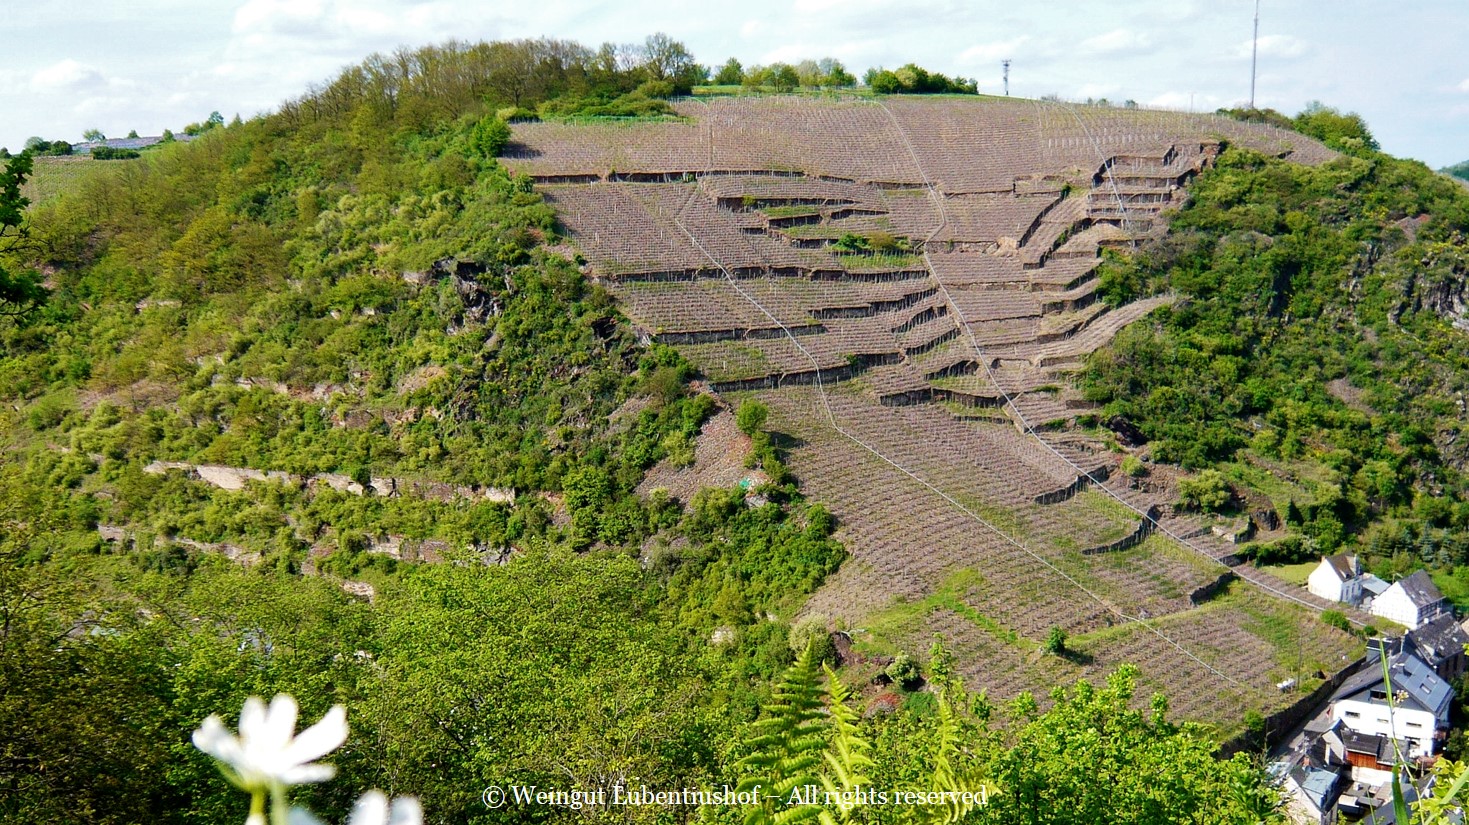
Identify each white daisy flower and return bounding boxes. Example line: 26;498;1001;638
286;791;422;825
347;791;423;825
192;694;348;792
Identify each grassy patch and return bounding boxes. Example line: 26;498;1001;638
863;568;1031;652
760;205;822;219
1430;567;1469;611
935;401;1011;422
1220;451;1334;514
1077;489;1144;527
781;224;844;239
950;492;1030;541
833;252;925;271
1028;491;1138;550
680;341;772;382
1264;560;1318;586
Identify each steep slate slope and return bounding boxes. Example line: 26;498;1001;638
504;96;1359;726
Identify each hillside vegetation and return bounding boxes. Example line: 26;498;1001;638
1086;112;1469;592
0;33;1453;825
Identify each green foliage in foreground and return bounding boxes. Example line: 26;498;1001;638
716;647;1282;825
0;151;45;319
90;147;142;161
0;466;1282;824
0;36;854;823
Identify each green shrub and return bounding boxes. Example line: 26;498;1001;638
1245;535;1314;565
863;64;977;94
496;106;539;123
1120;454;1146;477
866;231;898;252
1044;626;1067;656
885;652;920;688
1177;470;1231;513
736;399;768;436
470;115;511;158
788;615;835;663
91;147;141;161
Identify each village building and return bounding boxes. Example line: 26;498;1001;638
1372;570;1451;631
1328;646;1452;760
1308;553;1363;604
1304;558;1450;632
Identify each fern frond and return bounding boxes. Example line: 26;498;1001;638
735;644;830;825
818;664;875;824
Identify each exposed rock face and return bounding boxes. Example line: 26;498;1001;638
195;464;293;491
143;460;515;504
404;257;502;326
1107;415;1147;447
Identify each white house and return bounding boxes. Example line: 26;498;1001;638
1329;650;1451;760
1308;554;1363;604
1371;571;1450;630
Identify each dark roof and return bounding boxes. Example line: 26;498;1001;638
1323;553;1357;581
1342;728;1385;756
1393;570;1446;609
1338;729;1409;765
1333;652;1453;718
1406;614;1469;669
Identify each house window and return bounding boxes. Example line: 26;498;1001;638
1407;721;1423;728
1370;690;1388;701
1345;711;1361;718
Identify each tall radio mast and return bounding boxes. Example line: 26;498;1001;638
1249;0;1260;108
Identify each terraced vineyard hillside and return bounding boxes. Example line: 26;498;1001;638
504;95;1360;729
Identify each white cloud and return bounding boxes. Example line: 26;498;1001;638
31;59;106;91
1150;0;1202;23
230;0;507;56
759;40;874;66
232;0;328;36
1076;82;1122;100
1080;28;1151;56
1234;34;1308;60
0;0;1464;166
792;0;845;11
957;36;1031;67
211;0;512;119
1147;91;1221;112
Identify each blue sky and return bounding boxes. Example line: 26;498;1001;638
3;0;1467;167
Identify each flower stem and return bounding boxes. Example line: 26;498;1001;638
249;790;266;825
270;783;288;825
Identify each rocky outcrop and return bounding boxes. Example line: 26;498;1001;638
142;461;516;504
402;257;503;326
